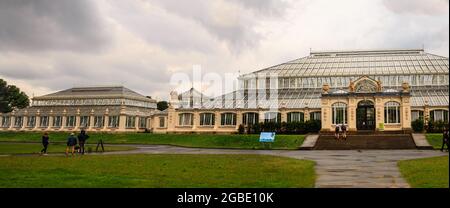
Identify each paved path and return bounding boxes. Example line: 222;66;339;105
1;144;447;188
97;145;447;188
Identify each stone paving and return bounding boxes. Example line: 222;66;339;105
1;143;447;188
98;145;447;188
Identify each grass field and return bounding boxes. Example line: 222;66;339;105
0;143;135;154
0;132;305;149
0;154;315;188
398;156;449;188
426;134;447;150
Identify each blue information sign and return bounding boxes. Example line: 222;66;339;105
259;132;276;143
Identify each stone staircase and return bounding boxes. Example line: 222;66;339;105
313;133;417;150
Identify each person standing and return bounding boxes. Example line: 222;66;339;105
441;127;449;152
66;133;77;157
40;132;49;155
77;129;90;155
341;124;347;141
334;124;341;140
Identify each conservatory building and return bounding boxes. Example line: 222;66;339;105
0;86;157;132
162;49;449;133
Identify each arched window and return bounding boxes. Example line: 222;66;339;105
430;110;449;122
178;113;193;126
384;102;400;124
310;112;321;121
264;112;281;123
287;112;304;123
411;110;424;121
242;113;259;125
332;102;347;124
200;113;215;126
220;113;236;126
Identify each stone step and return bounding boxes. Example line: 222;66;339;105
313;134;417;150
320;130;409;135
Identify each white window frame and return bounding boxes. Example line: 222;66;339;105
178;113;193;126
108;116;119;128
40;116;49;127
53;116;62;127
332;102;347;125
221;113;236;126
384;102;400;124
200;113;215;126
94;116;104;128
126;116;136;128
66;116;76;127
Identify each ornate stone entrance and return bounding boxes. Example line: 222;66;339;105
356;100;375;130
321;76;412;132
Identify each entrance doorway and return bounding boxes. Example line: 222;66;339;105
356;100;375;130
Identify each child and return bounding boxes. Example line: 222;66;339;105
66;133;77;157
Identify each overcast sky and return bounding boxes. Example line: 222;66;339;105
0;0;448;101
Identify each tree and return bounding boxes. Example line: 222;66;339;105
157;101;169;111
0;79;30;113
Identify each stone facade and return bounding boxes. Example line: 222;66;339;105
156;49;449;134
1;49;448;134
0;86;157;132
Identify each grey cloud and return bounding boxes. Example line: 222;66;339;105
0;0;110;52
0;66;49;80
49;58;172;99
230;0;290;16
106;1;217;54
145;0;291;52
383;0;449;15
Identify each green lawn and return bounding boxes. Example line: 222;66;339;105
0;154;315;188
426;134;446;150
0;132;305;150
0;143;135;154
398;156;449;188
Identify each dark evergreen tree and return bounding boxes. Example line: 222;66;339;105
0;79;30;113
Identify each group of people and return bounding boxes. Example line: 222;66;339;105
441;127;449;152
334;124;347;140
40;129;90;156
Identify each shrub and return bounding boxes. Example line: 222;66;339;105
306;119;321;133
248;123;261;134
426;120;449;133
248;120;321;134
238;124;245;134
285;122;307;134
280;122;288;134
411;119;424;132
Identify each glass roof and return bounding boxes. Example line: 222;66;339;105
177;86;448;109
240;49;449;78
177;49;448;110
34;86;155;102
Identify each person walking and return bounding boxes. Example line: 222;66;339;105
441;127;449;152
77;129;90;155
66;133;77;157
40;132;50;155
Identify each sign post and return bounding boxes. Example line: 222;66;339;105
259;132;276;149
378;123;384;131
